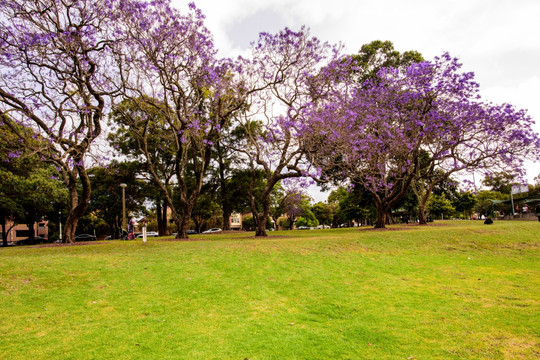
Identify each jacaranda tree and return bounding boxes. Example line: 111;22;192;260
112;1;246;239
0;0;125;242
303;53;540;228
232;27;341;236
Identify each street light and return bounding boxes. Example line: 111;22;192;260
120;183;127;233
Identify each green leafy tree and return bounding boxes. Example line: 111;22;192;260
0;168;25;246
242;216;255;231
1;122;67;245
482;171;517;194
87;162;148;238
327;186;375;226
242;215;271;231
109;99;176;236
427;194;455;220
350;40;424;85
226;168;284;231
295;212;319;228
227;168;267;214
327;187;349;227
191;192;222;234
278;217;290;230
268;183;286;230
452;191;477;219
311;202;334;227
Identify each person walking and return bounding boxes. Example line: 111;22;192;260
127;216;135;240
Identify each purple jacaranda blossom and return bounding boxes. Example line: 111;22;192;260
0;0;131;242
302;53;540;227
231;26;343;236
108;0;246;239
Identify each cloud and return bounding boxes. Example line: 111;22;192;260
170;0;540;188
226;8;289;49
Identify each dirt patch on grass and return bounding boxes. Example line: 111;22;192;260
29;241;110;248
155;235;293;242
240;235;292;239
361;223;444;231
154;237;208;242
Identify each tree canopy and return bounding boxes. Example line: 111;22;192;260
1;1;538;238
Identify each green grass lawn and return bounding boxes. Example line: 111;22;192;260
1;221;538;359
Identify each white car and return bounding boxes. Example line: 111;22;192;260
136;231;159;238
202;228;222;234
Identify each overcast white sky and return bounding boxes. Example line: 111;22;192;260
172;0;540;200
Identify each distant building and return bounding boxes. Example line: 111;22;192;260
230;212;243;230
2;220;48;243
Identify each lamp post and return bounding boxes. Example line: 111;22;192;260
120;183;127;233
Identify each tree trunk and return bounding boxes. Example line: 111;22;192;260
222;209;231;231
175;200;195;239
217;140;231;231
193;216;202;234
385;210;394;225
64;214;78;243
255;212;268;237
1;215;7;247
374;201;387;229
254;186;273;237
418;203;427;225
176;212;191;239
63;166;91;243
161;202;168;235
156;201;163;235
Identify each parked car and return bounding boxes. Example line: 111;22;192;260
202;228;222;234
17;235;50;245
315;225;331;229
172;230;198;236
136;231;159;238
296;226;310;230
75;234;97;241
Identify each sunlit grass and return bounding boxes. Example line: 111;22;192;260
1;220;538;359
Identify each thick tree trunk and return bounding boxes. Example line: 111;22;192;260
254;186;272;237
385;210;394;225
176;212;191;239
374;202;387;229
63;166;91;243
156;201;169;236
375;212;386;228
255;212;268;237
418;203;427;225
64;214;78;243
175;200;195;239
222;209;231;231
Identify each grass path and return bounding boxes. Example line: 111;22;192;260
1;221;538;359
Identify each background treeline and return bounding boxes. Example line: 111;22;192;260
1;1;539;244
